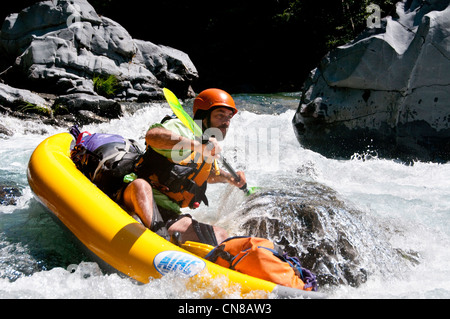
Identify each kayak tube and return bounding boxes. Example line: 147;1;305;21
27;133;326;299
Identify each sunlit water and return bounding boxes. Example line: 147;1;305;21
1;93;449;299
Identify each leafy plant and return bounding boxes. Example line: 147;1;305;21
93;74;119;98
52;103;69;116
17;102;51;117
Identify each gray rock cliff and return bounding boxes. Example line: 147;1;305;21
293;0;450;162
0;0;198;124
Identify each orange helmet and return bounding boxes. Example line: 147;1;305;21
193;89;238;119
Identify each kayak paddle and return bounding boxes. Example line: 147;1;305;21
220;156;260;196
163;88;202;137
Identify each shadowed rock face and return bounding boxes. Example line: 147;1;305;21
293;0;450;163
227;181;418;288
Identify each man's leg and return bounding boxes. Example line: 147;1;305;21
122;179;170;240
122;178;155;228
122;179;227;245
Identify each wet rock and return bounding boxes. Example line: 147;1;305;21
293;0;450;162
0;82;121;125
0;83;51;113
0;0;198;102
232;181;417;288
0;124;13;136
0;186;22;206
54;93;122;119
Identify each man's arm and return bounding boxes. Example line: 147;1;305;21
146;126;221;158
146;126;197;151
208;169;247;189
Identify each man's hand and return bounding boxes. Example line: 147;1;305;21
201;137;222;160
229;171;247;189
207;168;247;189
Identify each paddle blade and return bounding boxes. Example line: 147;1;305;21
246;187;261;196
163;88;202;137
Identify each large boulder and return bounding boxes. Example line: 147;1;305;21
0;0;198;101
293;0;450;162
223;181;419;288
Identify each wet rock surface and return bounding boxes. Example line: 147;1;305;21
231;181;418;288
0;186;22;206
293;0;450;162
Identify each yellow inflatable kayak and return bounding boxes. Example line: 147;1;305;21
27;133;325;299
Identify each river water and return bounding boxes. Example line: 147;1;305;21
0;93;449;299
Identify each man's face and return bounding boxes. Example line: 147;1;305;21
204;107;234;140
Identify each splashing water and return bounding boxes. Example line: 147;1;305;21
1;94;449;299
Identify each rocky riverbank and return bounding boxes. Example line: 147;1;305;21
0;0;198;126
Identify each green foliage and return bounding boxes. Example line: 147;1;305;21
17;102;51;117
93;74;119;98
274;0;396;51
52;103;69;116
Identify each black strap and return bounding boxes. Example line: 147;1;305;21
160;114;177;124
191;219;218;246
150;199;170;240
205;244;234;264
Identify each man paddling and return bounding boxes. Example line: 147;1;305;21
117;89;246;245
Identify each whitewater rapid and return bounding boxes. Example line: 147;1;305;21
1;93;449;299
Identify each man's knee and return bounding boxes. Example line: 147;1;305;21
122;178;155;229
130;178;152;193
124;179;151;203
